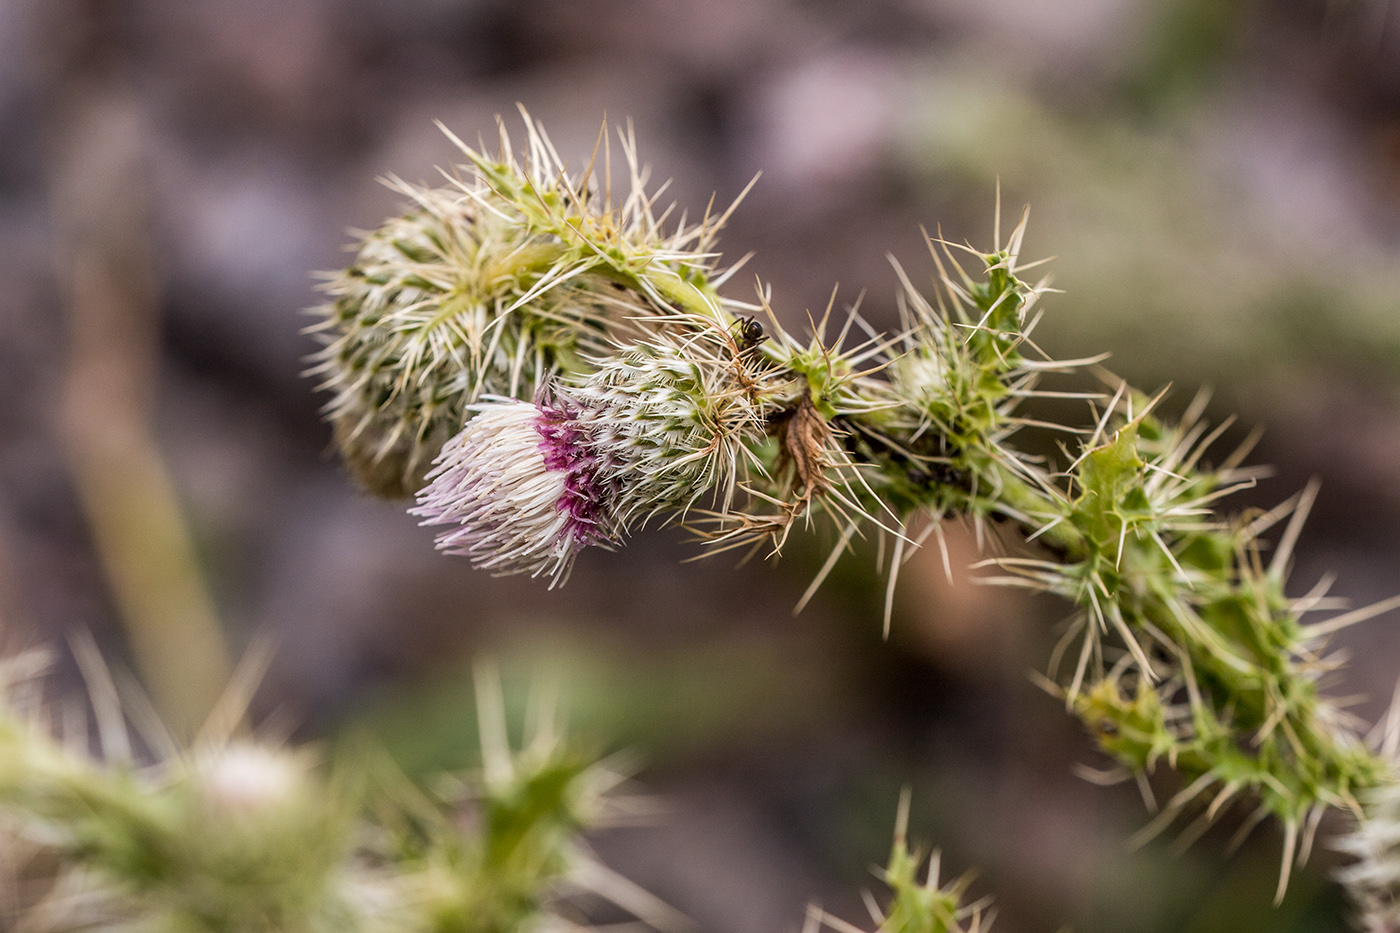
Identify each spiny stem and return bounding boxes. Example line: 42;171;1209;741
312;112;1400;916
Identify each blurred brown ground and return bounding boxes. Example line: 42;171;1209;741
2;1;1400;930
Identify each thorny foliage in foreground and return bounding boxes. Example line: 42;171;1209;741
806;791;991;933
309;110;1400;923
0;647;971;933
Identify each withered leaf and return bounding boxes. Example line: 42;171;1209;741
774;395;832;499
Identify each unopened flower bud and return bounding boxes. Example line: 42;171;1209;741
194;743;309;819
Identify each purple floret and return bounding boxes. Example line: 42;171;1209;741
535;402;611;548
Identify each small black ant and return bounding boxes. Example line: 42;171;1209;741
733;315;767;352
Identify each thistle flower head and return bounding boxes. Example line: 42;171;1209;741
309;109;753;498
307;179;630;498
411;398;603;583
574;335;760;522
413;329;764;583
193;742;313;819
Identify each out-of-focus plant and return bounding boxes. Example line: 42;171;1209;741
308;109;1400;926
0;644;977;932
0;649;666;933
806;791;990;933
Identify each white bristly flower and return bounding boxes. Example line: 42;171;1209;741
412;336;756;583
412;399;603;583
194;743;309;818
1338;784;1400;933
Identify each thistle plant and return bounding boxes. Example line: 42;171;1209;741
0;636;989;932
0;647;668;933
310;109;1400;922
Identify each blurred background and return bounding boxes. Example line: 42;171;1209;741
2;0;1400;930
